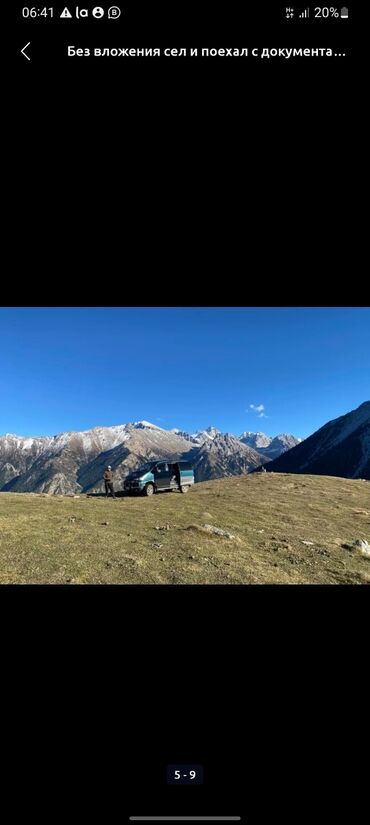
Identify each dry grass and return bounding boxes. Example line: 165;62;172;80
0;473;369;584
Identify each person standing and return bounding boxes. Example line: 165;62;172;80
104;465;116;498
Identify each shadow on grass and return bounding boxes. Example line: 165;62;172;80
86;490;130;499
86;489;182;499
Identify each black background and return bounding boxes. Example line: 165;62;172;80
15;2;353;118
13;1;355;293
3;585;366;822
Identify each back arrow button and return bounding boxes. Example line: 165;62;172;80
21;42;31;61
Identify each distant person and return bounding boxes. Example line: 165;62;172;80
261;466;267;473
104;465;116;498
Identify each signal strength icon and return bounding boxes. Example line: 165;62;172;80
299;7;310;17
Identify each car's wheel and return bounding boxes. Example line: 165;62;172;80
144;483;155;496
180;485;189;494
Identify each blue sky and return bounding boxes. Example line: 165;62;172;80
0;307;369;439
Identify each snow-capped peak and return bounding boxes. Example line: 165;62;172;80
272;433;302;447
191;426;221;443
132;420;164;431
239;431;272;448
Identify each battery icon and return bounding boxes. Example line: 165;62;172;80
340;7;349;17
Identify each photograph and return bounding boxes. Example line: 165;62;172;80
1;305;368;585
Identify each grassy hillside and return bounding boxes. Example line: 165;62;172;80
0;473;369;584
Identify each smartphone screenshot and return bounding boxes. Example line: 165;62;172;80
9;5;360;825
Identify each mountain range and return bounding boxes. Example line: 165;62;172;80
2;402;367;494
266;401;370;480
0;421;299;494
239;431;301;460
